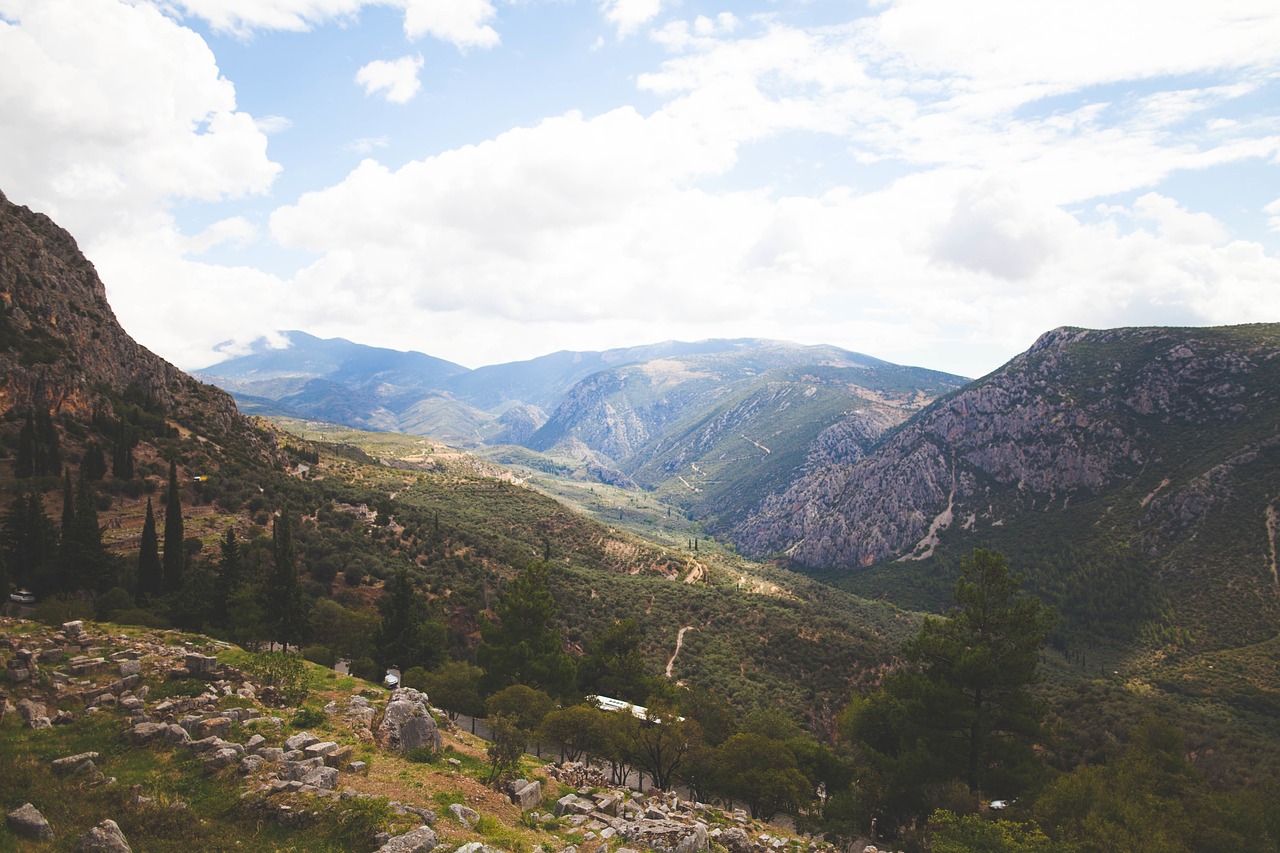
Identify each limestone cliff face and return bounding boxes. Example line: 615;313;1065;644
735;324;1280;570
0;190;253;446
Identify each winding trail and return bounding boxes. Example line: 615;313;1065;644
1266;502;1279;598
666;626;695;678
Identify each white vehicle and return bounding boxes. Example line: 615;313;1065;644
9;589;35;604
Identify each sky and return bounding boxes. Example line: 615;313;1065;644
1;0;1279;380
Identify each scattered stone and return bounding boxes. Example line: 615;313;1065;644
285;731;320;751
324;744;355;768
184;654;218;675
74;818;132;852
304;741;339;759
346;760;368;774
193;717;232;739
16;697;51;729
245;733;267;753
376;825;438;853
449;803;480;827
300;766;339;791
718;827;753;853
118;659;141;677
52;751;101;776
511;780;542;810
62;620;86;641
6;802;54;841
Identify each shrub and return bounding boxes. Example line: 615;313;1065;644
291;707;326;729
406;745;438;764
243;650;310;707
302;644;336;667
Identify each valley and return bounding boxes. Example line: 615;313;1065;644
3;188;1280;850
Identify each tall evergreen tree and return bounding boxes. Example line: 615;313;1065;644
476;560;575;697
162;459;184;593
376;567;446;672
844;549;1053;828
69;473;112;591
14;416;35;478
3;494;55;588
137;498;162;600
111;420;135;480
60;468;75;536
212;527;242;626
33;412;61;476
264;510;304;651
82;442;107;481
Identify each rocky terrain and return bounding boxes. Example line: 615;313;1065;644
736;324;1280;647
0;191;261;454
2;616;845;852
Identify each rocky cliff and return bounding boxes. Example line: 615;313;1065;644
0;189;262;451
735;325;1280;645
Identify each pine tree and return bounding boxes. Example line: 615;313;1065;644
476;561;575;697
162;459;184;594
137;498;161;600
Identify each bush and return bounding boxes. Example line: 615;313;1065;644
95;586;135;621
291;707;326;729
31;592;94;626
406;745;438;763
243;650;310;707
302;645;336;667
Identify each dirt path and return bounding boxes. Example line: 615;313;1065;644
741;435;771;455
1267;502;1279;597
666;626;695;678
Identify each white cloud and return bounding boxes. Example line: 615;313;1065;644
166;0;499;50
344;135;391;153
598;0;667;38
0;0;279;242
355;54;424;103
1265;199;1280;233
401;0;498;49
186;216;257;254
255;115;294;134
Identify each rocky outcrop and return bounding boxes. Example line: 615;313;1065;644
0;189;268;455
737;325;1280;572
375;688;442;753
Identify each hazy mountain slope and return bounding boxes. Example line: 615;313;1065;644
626;362;965;529
446;338;770;411
738;324;1280;649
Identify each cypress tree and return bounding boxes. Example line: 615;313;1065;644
82;443;107;481
15;416;35;478
265;510;303;651
162;460;184;593
61;468;75;535
137;498;161;600
213;527;242;627
112;420;134;480
71;473;111;591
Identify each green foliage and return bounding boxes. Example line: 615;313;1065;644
302;644;337;667
405;745;439;763
486;715;527;785
928;810;1071;853
422;660;486;720
137;497;162;600
243;650;310;707
577;616;652;704
486;684;555;734
712;733;812;819
30;591;94;625
315;795;395;850
844;550;1052;830
476;560;575;698
290;706;327;729
162;459;185;593
1035;717;1280;853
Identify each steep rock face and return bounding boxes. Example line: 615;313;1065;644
736;325;1280;572
0;190;250;445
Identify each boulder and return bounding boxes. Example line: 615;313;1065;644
376;688;442;753
300;766;340;791
718;828;753;853
511;780;542;811
625;819;709;853
74;818;132;852
16;697;51;729
285;731;320;751
52;752;101;777
6;802;54;841
449;803;480;827
376;825;438;853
